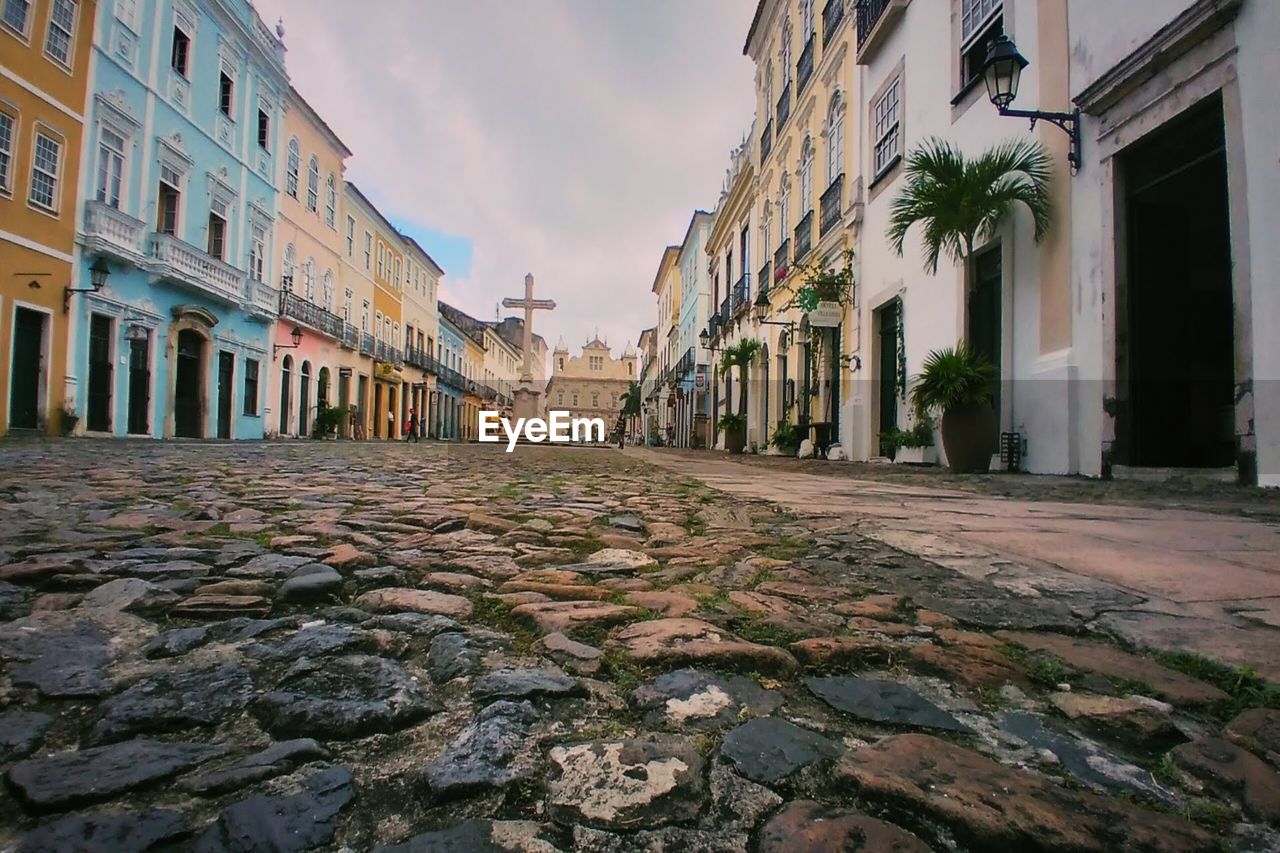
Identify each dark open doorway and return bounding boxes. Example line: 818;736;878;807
876;299;901;448
87;314;113;432
1117;92;1235;469
9;307;45;430
174;329;204;438
127;335;150;435
216;350;234;439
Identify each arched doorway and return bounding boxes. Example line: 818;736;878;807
317;367;330;413
279;355;293;436
299;361;311;437
174;329;204;438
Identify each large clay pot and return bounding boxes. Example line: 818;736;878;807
940;403;997;474
725;425;747;455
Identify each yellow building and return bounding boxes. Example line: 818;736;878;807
271;85;353;438
1;0;96;435
546;336;637;440
398;234;442;438
343;182;403;438
462;331;484;441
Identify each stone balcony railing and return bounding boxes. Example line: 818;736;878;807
245;279;278;319
82;201;147;262
150;232;245;305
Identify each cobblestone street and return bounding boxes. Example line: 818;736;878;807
1;440;1278;851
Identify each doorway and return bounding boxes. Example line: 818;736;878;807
373;383;382;438
1117;93;1235;469
174;329;204;438
87;314;113;432
127;334;150;435
968;244;1002;428
298;361;311;437
9;307;46;430
279;355;292;436
216;350;234;439
876;299;901;446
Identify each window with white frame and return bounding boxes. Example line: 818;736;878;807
256;107;269;150
282;243;295;291
170;25;190;77
826;92;844;184
0;111;13;193
781;20;792;86
375;311;383;341
345;215;355;256
44;0;76;66
777;175;789;245
322;270;333;310
343;288;352;323
393;257;400;287
2;0;29;37
801;0;814;39
249;223;265;282
302;259;315;301
207;200;227;260
764;61;774;123
873;76;901;178
29;130;60;211
361;300;369;332
376;242;384;278
799;138;813;213
325;173;335;227
306;155;318;211
95;126;125;208
157;162;181;234
286;137;299;197
960;0;1002;88
218;65;234;117
761;201;772;261
363;232;372;270
114;0;136;30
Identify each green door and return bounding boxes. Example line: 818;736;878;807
877;299;900;440
968;246;1002;419
9;307;44;429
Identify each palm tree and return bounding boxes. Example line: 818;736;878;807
887;137;1053;275
721;339;761;417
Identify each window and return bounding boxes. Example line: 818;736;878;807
801;0;814;38
826;93;845;183
114;0;136;30
302;259;314;301
44;0;75;66
157;165;180;234
345;216;355;255
305;156;318;211
325;174;335;227
376;242;384;277
799;138;813;212
3;0;30;35
171;26;190;77
249;224;265;282
572;393;579;407
393;257;400;287
343;289;352;323
243;359;259;415
375;311;383;340
960;0;1002;89
591;392;599;408
778;175;789;244
0;111;12;192
207;207;226;260
557;392;564;406
361;300;369;332
218;71;233;117
781;19;792;86
322;270;333;310
91;127;124;208
282;243;294;290
29;130;60;211
257;108;269;150
874;77;902;177
363;232;372;269
286;137;299;197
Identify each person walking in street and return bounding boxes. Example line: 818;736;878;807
387;409;394;441
407;406;419;442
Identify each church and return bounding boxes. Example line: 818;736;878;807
544;337;636;434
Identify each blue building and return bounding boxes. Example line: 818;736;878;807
674;211;712;447
70;0;288;438
435;309;467;440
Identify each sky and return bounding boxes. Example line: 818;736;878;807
251;0;758;362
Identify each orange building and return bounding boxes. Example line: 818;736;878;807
0;0;96;435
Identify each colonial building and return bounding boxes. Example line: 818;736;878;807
434;302;468;440
1;0;96;436
673;211;713;448
649;246;680;444
69;0;287;439
637;325;657;444
399;234;443;438
546;336;636;437
271;85;352;438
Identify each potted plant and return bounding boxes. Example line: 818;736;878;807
910;345;998;474
57;404;79;437
718;413;747;454
311;405;343;440
770;418;801;455
893;415;937;465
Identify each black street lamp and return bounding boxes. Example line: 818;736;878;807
64;257;110;313
753;289;794;329
982;35;1082;173
274;325;303;360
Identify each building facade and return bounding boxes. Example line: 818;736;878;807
69;0;287;440
673;211;712;448
399;234;442;438
545;336;635;437
648;246;680;445
1;0;96;436
434;307;466;440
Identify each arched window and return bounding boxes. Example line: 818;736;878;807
302;259;315;301
764;60;774;121
306;155;319;211
286;138;299;198
801;0;814;38
282;243;295;291
375;311;383;341
800;138;814;213
325;173;336;228
322;269;334;311
781;20;792;86
826;91;845;184
761;199;773;261
778;173;790;245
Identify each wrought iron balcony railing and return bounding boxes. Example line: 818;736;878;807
760;119;773;162
774;239;790;283
794;210;814;262
359;332;375;357
341;323;359;350
279;290;344;340
797;36;815;93
718;295;732;325
732;273;750;316
856;0;891;51
820;174;844;238
776;83;792;129
374;340;402;365
823;0;845;46
758;262;772;298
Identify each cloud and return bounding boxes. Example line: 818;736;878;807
253;0;756;357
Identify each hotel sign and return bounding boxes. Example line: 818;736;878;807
807;301;843;328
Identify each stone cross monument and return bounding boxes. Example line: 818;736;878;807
502;273;555;419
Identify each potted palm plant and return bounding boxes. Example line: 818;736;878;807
910;345;998;473
718;338;760;455
719;413;747;454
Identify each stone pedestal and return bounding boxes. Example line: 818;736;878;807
513;385;541;421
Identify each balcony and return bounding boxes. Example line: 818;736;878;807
823;0;846;46
856;0;909;63
718;295;732;326
150;232;245;305
82;201;147;262
731;273;750;316
774;239;790;283
341;323;359;350
821;174;844;238
244;279;278;321
280;290;344;340
797;36;815;94
758;261;772;298
760;119;773;162
359;332;375;357
795;211;814;262
374;340;402;365
776;83;792;129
